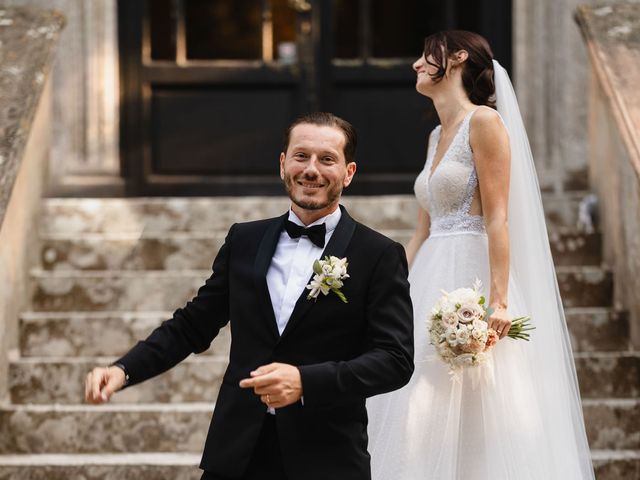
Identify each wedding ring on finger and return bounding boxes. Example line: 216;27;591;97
266;394;271;404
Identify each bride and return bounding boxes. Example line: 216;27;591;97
366;30;595;479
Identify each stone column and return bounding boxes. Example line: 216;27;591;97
513;0;591;193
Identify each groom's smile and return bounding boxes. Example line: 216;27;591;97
297;180;324;189
280;123;357;225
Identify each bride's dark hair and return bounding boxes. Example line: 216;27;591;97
423;30;496;108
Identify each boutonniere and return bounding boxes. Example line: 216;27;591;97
306;256;350;304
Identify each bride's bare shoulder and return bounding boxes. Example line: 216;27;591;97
469;106;508;148
470;105;503;129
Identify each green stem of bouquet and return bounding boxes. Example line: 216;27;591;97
507;316;534;341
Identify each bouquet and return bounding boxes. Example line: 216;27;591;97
428;279;533;373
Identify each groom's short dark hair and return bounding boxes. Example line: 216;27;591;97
283;112;357;164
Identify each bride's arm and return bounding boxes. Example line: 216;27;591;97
405;207;430;267
470;107;512;338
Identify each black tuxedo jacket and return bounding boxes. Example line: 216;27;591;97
116;206;414;480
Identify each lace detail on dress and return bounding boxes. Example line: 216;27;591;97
414;109;486;236
461;168;479;214
414;126;440;212
430;214;485;237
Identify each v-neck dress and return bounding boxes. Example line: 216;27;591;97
366;108;583;479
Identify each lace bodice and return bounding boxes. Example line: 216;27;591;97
414;109;485;236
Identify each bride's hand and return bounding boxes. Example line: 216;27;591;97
488;305;511;339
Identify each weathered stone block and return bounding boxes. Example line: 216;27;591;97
575;353;640;398
556;266;613;308
30;266;614;312
41;194;585;235
592;450;640;480
583;399;640;450
10;356;228;404
19;312;230;357
566;308;630;353
0;453;202;480
0;404;213;454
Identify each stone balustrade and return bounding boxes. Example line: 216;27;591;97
0;7;64;401
576;2;640;348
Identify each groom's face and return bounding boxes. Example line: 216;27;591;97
280;123;356;213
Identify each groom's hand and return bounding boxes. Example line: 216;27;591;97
84;366;126;404
239;363;303;409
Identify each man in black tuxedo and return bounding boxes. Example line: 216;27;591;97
85;112;414;480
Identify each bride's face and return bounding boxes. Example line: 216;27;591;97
412;54;440;97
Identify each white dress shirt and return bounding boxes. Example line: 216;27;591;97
266;207;342;335
263;207;341;414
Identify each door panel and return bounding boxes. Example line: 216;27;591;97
333;85;432;172
151;86;295;175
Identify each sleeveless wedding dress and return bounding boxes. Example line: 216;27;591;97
366;107;594;479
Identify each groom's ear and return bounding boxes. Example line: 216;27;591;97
343;162;357;188
279;152;286;179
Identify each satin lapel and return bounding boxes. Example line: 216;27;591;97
279;206;357;342
254;213;287;340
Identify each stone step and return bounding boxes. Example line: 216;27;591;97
19;312;231;357
548;230;602;266
19;307;626;359
41;193;587;235
583;399;640;451
574;353;640;398
30;266;613;312
567;308;630;353
30;270;206;312
0;404;213;454
0;453;202;480
39;233;229;272
592;450;640;480
10;351;638;405
0;451;633;480
0;400;635;453
10;356;228;405
38;229;601;271
556;266;613;308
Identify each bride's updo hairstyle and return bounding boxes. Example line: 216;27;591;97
423;30;496;108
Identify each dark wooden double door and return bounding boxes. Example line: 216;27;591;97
119;0;511;196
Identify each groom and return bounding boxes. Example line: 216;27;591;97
85;112;414;480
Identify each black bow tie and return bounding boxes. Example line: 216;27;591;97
284;220;326;248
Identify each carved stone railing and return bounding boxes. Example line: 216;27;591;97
576;3;640;348
0;7;64;401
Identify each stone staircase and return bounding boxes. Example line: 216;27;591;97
0;194;638;479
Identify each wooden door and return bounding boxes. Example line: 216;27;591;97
119;0;511;195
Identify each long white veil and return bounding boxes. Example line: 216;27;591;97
493;59;595;478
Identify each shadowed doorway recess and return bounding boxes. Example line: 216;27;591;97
118;0;511;196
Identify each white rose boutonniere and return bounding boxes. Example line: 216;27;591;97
306;256;349;303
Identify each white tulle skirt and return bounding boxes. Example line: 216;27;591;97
367;231;594;479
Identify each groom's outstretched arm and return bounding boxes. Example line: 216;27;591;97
298;242;414;408
86;224;235;401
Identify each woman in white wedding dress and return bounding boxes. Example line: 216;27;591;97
366;31;595;479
